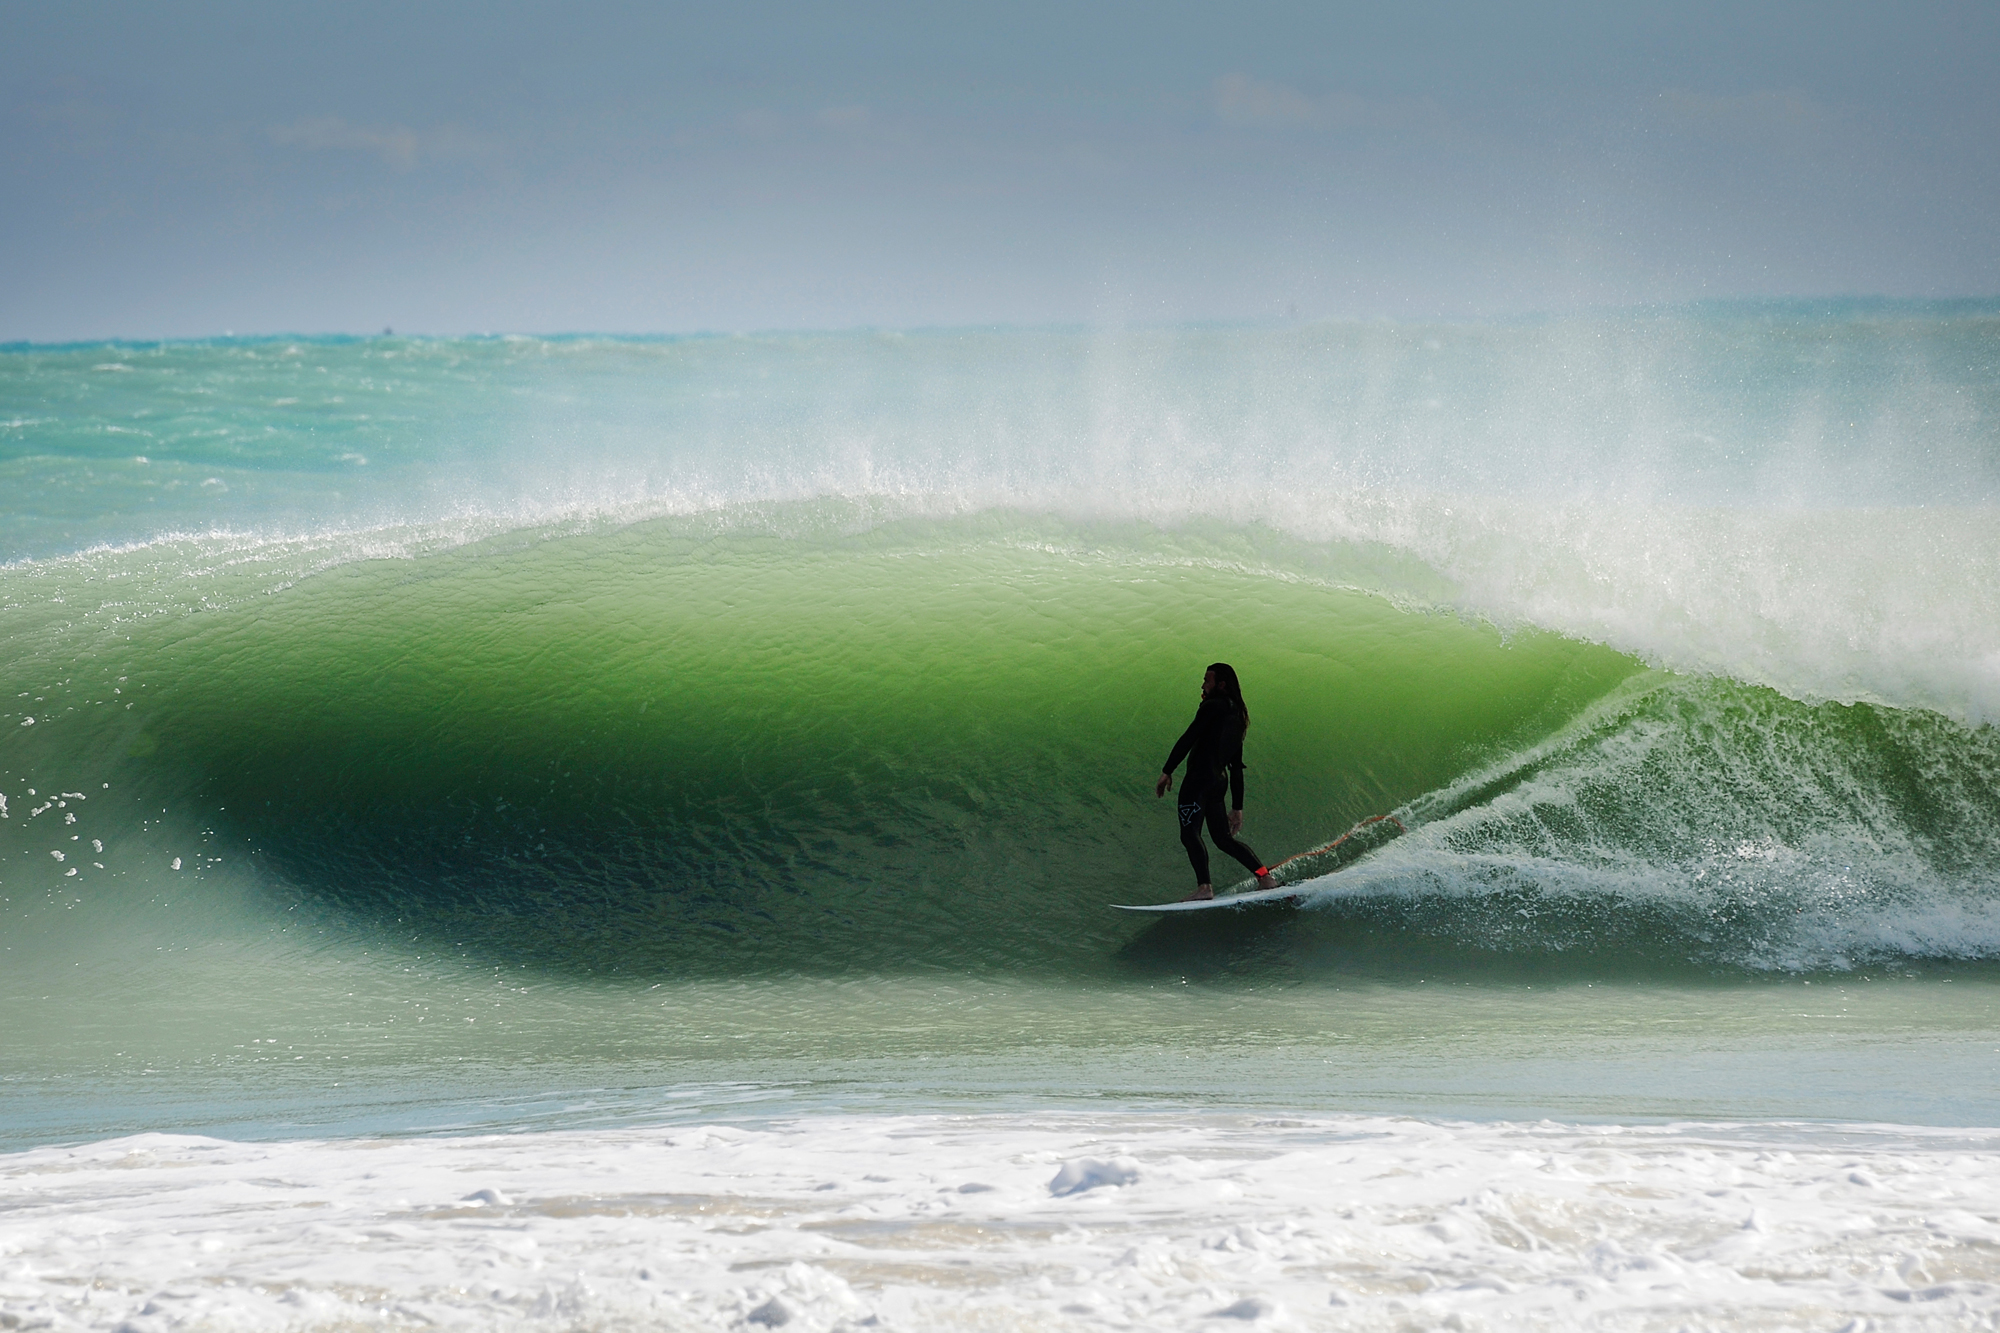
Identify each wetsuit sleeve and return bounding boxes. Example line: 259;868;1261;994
1162;714;1199;777
1229;727;1247;809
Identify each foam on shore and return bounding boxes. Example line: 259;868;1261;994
5;1113;1999;1331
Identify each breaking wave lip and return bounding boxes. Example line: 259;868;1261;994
1281;671;2000;973
7;482;1997;726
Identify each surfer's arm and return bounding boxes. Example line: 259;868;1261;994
1227;732;1246;830
1228;726;1246;809
1157;717;1199;796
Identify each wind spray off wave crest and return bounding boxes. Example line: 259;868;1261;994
1301;671;2000;971
10;304;1993;718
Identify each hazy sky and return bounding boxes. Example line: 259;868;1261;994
5;1;1997;340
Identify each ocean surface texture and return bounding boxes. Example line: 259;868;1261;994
4;304;1999;1329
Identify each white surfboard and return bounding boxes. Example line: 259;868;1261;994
1114;816;1406;913
1110;880;1308;913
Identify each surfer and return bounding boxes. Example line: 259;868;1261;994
1154;662;1275;901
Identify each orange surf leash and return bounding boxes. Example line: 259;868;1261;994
1265;814;1407;877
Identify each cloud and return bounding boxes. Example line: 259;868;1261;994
1213;73;1319;129
816;105;871;132
1656;88;1828;136
266;117;501;172
734;108;786;140
670;104;882;149
1211;74;1449;135
29;95;118;137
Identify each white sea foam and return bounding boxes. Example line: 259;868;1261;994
3;1114;1997;1331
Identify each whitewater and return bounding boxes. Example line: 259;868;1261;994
3;302;1999;1329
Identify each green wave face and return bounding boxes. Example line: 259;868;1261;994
16;509;1998;983
3;514;1638;976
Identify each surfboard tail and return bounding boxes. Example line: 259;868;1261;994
1112;812;1407;912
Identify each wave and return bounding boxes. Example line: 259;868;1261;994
5;308;1998;981
1294;672;2000;973
3;506;1995;979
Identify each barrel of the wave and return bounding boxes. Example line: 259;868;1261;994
0;506;1643;979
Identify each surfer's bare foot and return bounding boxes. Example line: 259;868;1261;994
1184;884;1214;901
1255;872;1275;892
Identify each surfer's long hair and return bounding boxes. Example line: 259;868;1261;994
1207;662;1249;732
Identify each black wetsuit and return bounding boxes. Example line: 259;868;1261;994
1161;696;1268;887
